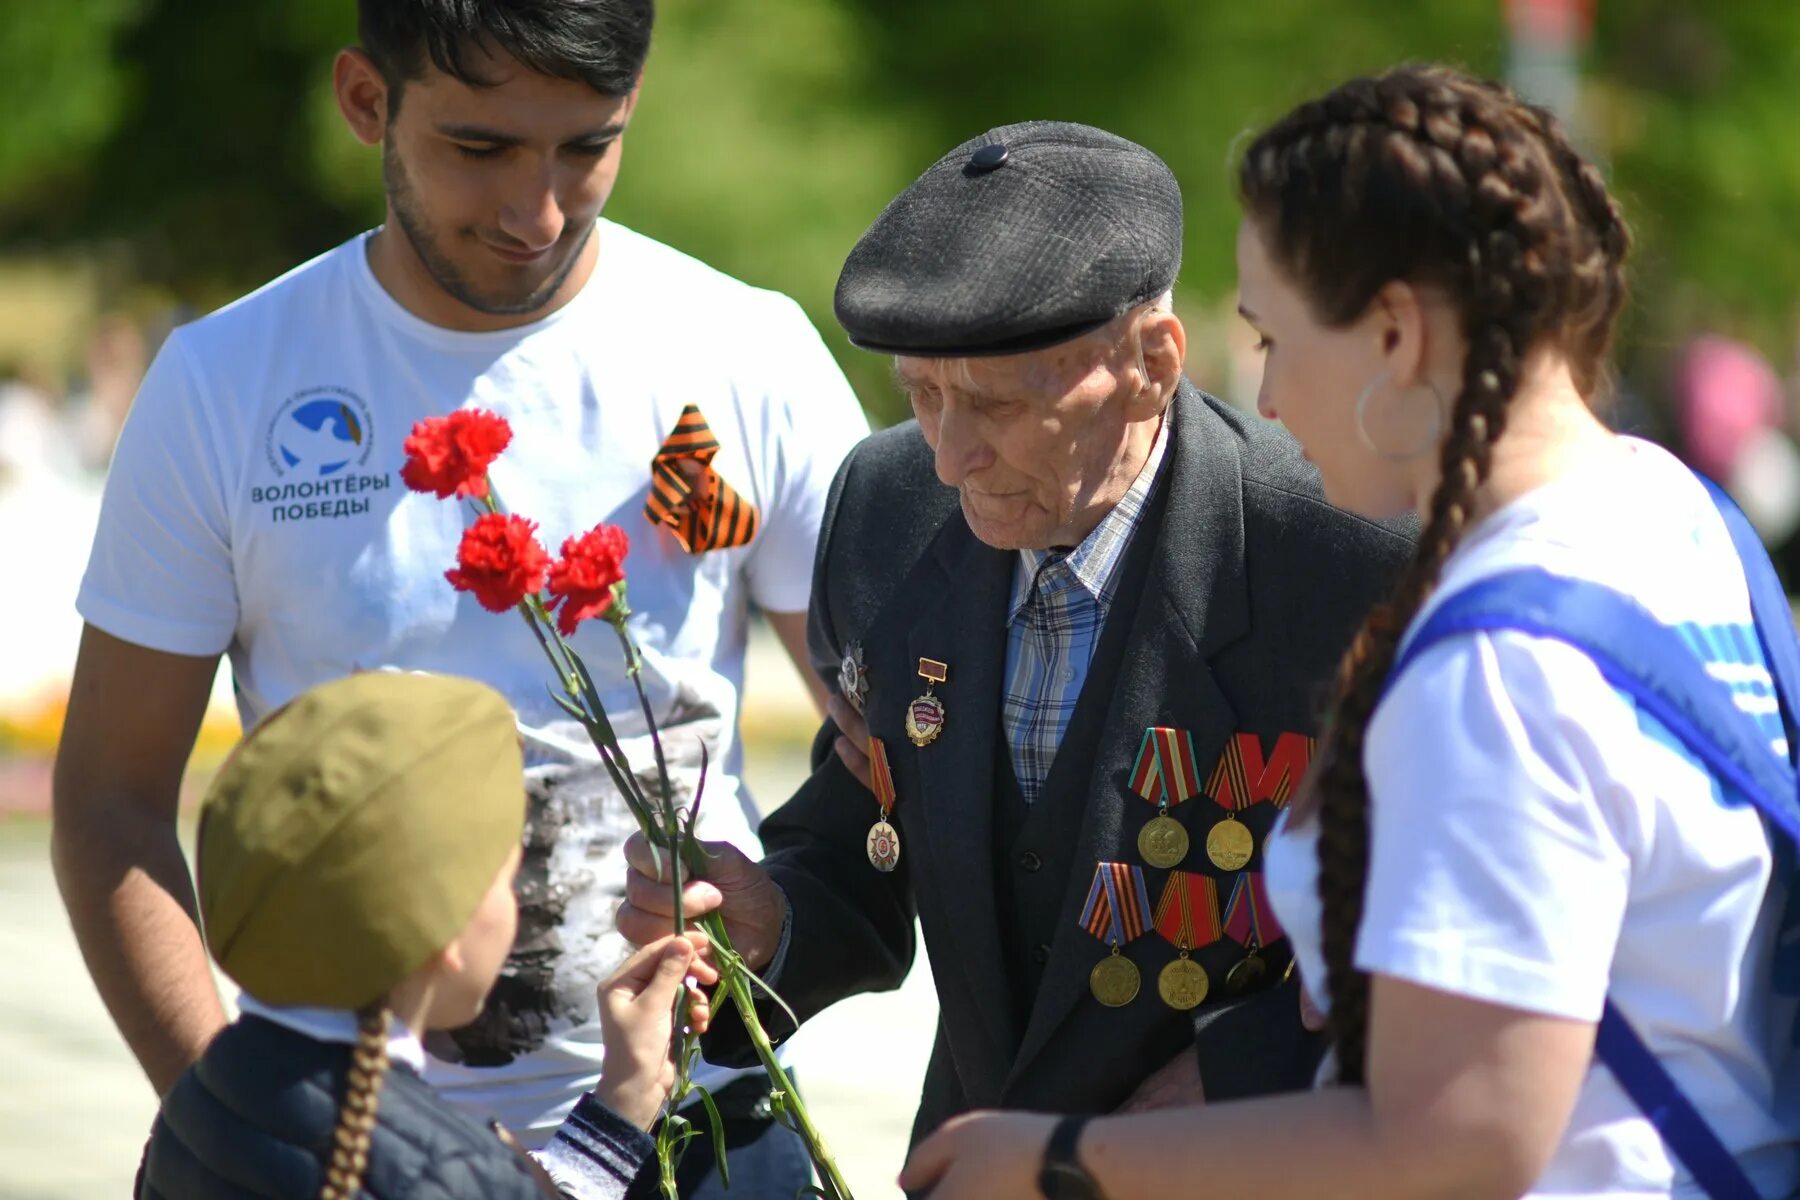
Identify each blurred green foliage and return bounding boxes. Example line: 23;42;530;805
2;0;1796;422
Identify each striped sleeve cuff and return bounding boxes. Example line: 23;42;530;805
536;1093;656;1200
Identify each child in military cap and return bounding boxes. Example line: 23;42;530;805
136;671;714;1199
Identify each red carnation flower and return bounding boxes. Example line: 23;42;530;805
401;409;513;500
547;524;631;636
445;513;550;613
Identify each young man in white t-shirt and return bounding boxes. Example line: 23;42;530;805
53;2;867;1194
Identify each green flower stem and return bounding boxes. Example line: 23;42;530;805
705;915;852;1200
509;570;850;1197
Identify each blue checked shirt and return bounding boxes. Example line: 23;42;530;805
1001;415;1172;804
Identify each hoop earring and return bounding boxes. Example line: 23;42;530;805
1354;370;1446;461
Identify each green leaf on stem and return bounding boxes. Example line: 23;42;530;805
695;1085;731;1189
547;686;594;726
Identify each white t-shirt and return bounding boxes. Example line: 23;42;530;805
1266;438;1800;1197
79;220;868;1143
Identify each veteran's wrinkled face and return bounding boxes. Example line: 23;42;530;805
898;315;1176;551
336;44;636;329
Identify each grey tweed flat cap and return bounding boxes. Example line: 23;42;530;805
834;120;1182;358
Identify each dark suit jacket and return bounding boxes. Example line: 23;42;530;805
709;382;1413;1143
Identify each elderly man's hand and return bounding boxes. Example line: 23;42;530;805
826;693;873;791
1115;1047;1205;1113
616;834;788;971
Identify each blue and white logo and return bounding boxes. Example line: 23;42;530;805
265;387;375;478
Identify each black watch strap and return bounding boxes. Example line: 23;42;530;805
1039;1114;1102;1200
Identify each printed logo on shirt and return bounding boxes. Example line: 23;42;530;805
252;386;390;523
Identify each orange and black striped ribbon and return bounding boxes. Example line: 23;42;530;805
1128;727;1202;808
645;405;760;553
1153;871;1223;951
1222;872;1284;949
1080;862;1153;947
868;736;898;820
1205;732;1316;812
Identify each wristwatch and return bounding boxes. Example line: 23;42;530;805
1038;1114;1104;1200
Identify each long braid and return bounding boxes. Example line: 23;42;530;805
319;1005;391;1200
1239;65;1630;1083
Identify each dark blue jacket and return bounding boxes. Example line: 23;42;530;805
137;1016;650;1199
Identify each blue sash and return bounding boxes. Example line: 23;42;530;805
1384;476;1800;1200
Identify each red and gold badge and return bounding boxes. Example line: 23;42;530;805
905;658;949;747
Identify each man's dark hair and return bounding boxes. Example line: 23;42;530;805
358;0;654;108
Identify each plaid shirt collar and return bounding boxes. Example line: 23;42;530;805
1008;410;1172;624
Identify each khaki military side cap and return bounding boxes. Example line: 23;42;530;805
198;672;524;1010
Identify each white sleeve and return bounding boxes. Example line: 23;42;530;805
1357;631;1633;1021
742;297;869;615
76;331;239;656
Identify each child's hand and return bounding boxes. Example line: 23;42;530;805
592;933;719;1130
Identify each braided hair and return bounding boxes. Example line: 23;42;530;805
318;1005;392;1200
1237;65;1631;1083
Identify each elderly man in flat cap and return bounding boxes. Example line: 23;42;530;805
622;121;1411;1164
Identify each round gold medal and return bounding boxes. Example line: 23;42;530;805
1089;953;1141;1007
866;820;901;873
1225;953;1267;995
1205;818;1255;872
1136;813;1189;869
1157;956;1209;1011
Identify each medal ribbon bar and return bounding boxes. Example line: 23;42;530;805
1222;872;1285;947
1153;871;1222;950
1206;732;1317;811
1129;727;1202;808
868;736;898;820
1080;862;1153;946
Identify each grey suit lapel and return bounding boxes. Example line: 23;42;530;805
1005;384;1252;1087
904;516;1019;1101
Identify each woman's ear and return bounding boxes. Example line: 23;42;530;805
1373;280;1429;389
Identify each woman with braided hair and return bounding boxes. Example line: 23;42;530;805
136;671;718;1199
902;64;1797;1199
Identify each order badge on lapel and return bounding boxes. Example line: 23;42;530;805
905;657;949;747
839;641;869;714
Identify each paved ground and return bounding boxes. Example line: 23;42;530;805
0;632;940;1198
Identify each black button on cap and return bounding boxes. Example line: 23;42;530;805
1020;850;1042;873
1032;944;1051;965
968;142;1009;172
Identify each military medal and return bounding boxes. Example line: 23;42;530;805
865;737;901;872
839;640;870;714
905;658;949;747
1202;732;1316;871
1080;862;1152;1007
1129;727;1201;869
1205;820;1254;873
1153;872;1222;1011
1091;950;1141;1007
1222;872;1285;995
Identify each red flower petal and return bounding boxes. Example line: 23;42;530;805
401;409;513;500
547;523;631;635
445;512;549;612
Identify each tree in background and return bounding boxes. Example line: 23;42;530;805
2;0;1795;424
